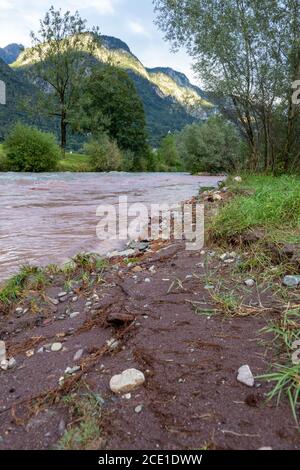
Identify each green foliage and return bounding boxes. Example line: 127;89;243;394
23;7;100;150
80;65;150;169
154;0;300;173
211;175;300;240
84;134;123;172
156;134;182;171
4;123;60;172
176;115;243;174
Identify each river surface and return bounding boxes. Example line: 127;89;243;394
0;172;221;282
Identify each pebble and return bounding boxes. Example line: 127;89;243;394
7;357;16;369
110;368;145;394
135;405;143;414
234;176;242;183
123;393;131;400
245;279;255;288
132;266;143;273
70;312;80;319
58;292;68;298
106;338;120;351
72;296;78;302
145;278;151;283
149;266;156;274
73;349;83;361
0;341;6;362
283;275;300;288
85;301;92;307
65;366;81;375
258;447;272;451
37;347;44;354
51;342;63;352
48;297;59;306
237;365;255;387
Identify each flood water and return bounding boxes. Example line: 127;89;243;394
0;172;221;282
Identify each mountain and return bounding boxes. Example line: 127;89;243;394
1;35;215;147
0;44;24;64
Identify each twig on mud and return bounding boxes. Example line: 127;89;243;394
221;430;260;438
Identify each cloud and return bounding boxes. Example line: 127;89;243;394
128;20;150;37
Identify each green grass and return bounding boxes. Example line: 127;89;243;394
57;390;105;450
0;265;46;304
211;175;300;243
57;152;91;172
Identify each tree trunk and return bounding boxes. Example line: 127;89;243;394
60;111;67;155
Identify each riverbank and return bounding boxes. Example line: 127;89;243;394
0;175;299;450
0;144;91;172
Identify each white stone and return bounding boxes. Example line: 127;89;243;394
135;405;143;414
0;341;6;363
58;292;68;298
110;368;145;394
145;278;151;283
258;447;272;451
237;365;254;387
0;359;9;370
245;279;255;288
70;312;80;319
234;176;242;183
73;349;83;361
65;366;80;375
106;338;120;351
51;342;63;352
8;357;16;369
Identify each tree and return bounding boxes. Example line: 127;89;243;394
176;115;243;174
84;134;123;172
154;0;300;173
4;123;60;172
80;65;150;170
156;134;182;171
24;6;100;151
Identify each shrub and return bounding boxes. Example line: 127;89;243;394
84;135;122;172
4;123;60;172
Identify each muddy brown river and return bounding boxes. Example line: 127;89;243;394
0;172;221;282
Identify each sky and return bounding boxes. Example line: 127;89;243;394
0;0;197;83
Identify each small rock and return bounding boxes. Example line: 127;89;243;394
15;307;23;316
37;347;44;354
237;365;254;387
73;349;83;362
58;292;68;298
123;393;131;400
149;265;156;274
245;279;255;288
258;447;272;451
65;366;81;375
234;176;242;183
107;312;135;326
0;360;9;371
135;405;143;414
106;338;120;351
48;297;59;306
8;357;16;369
110;368;145;394
26;349;35;358
204;285;215;290
213;193;223;201
144;278;151;283
85;301;92;307
0;341;6;362
51;342;63;352
283;275;300;288
58;376;65;387
132;266;143;273
72;296;78;302
70;312;80;319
